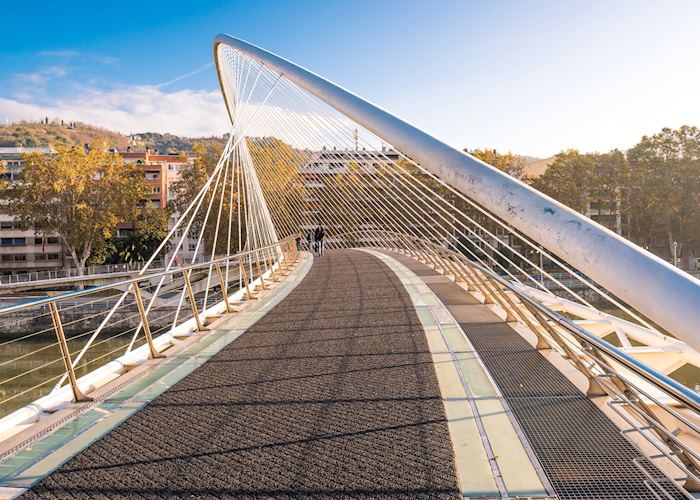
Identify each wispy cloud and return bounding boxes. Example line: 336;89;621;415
14;66;69;85
156;62;214;89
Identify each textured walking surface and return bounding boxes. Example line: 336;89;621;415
23;250;459;499
462;322;686;500
386;251;687;500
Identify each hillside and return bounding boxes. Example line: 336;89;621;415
0;121;130;149
0;121;227;153
129;132;228;154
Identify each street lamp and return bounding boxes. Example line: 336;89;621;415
673;241;678;267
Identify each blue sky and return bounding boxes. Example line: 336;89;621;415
1;0;699;157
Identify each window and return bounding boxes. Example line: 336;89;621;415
47;253;59;260
188;243;197;252
1;238;12;245
152;200;161;208
35;237;43;245
145;172;160;180
1;254;26;261
0;173;12;181
35;254;47;261
47;237;59;245
12;238;25;246
152;186;161;194
0;222;13;230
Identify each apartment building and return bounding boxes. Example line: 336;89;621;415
298;147;401;242
120;149;204;263
0;146;205;275
0;147;69;275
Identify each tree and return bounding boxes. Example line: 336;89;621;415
249;137;307;239
0;140;148;274
527;149;628;235
528;150;593;213
168;141;241;255
469;148;527;179
626;126;700;257
114;205;170;263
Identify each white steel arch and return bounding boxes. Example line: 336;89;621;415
213;34;700;352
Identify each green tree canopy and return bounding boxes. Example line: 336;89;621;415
114;205;170;264
626;126;700;255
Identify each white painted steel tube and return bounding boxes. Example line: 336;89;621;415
213;34;700;352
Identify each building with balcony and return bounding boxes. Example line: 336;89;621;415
119;149;203;263
0;147;70;275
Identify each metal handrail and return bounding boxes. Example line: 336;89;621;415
331;228;700;490
0;260;166;286
0;236;298;438
0;240;288;316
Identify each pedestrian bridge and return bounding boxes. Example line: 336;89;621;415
0;35;699;499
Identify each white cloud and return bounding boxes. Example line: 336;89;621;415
14;66;70;85
0;85;232;137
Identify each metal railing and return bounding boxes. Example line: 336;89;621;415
0;260;167;286
0;237;299;440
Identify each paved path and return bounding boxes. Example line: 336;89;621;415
23;250;459;499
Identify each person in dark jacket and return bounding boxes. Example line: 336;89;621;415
314;224;326;256
306;230;313;251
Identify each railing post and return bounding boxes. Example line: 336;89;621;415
521;301;606;396
215;263;234;313
277;242;290;274
254;251;269;290
466;265;495;305
49;302;92;403
291;239;300;261
239;258;256;300
480;274;518;322
182;269;206;332
131;283;165;359
438;251;465;283
265;247;280;282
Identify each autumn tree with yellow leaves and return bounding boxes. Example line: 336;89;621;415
0;141;148;274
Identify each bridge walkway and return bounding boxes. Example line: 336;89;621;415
22;250;459;498
382;250;686;500
17;249;687;499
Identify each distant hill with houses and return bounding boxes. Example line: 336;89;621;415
0;120;227;154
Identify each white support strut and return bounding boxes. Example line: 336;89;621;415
213;34;700;352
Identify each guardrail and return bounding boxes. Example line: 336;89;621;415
0;237;298;441
0;260;167;286
330;229;700;497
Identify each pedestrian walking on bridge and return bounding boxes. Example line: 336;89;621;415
314;224;326;256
